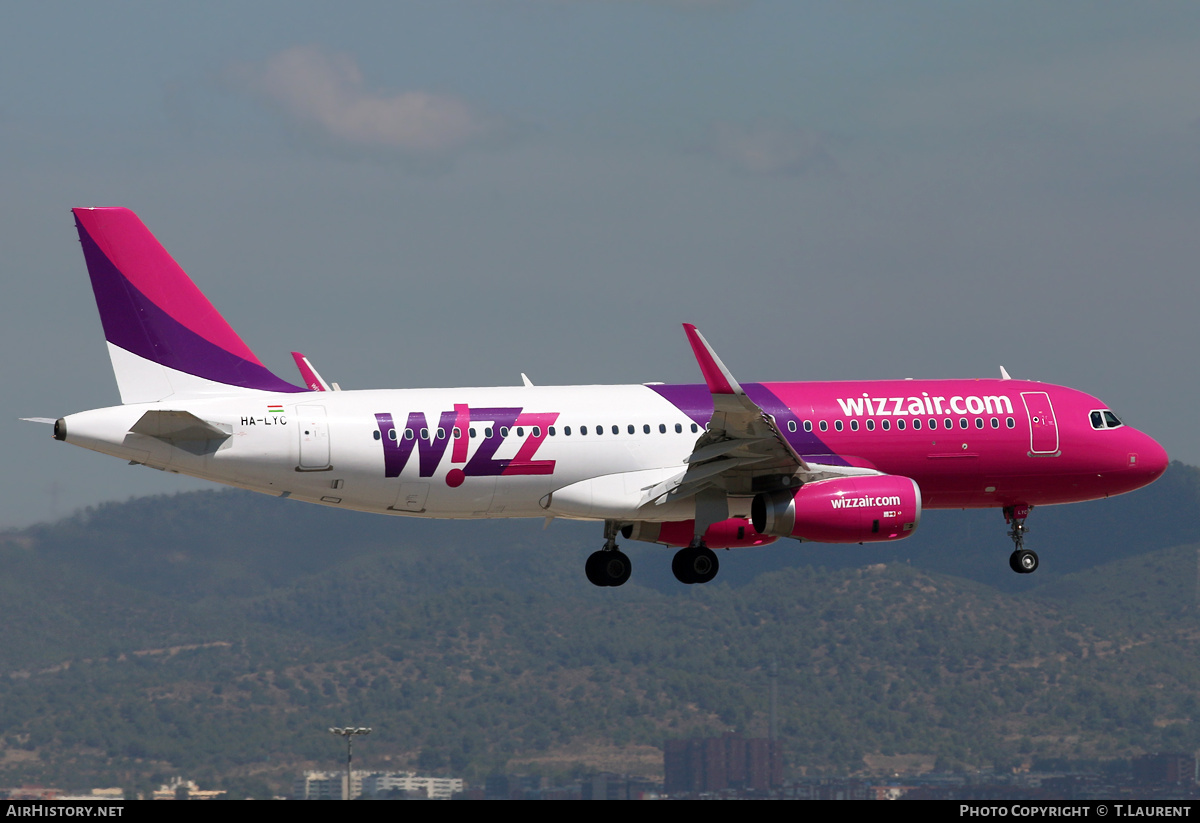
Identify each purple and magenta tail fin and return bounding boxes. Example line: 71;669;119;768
73;208;305;403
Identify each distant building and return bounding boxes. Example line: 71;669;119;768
580;774;660;800
151;777;224;800
664;732;783;795
294;770;462;800
363;772;464;800
1133;754;1198;786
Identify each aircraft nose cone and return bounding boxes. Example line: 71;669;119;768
1130;432;1169;486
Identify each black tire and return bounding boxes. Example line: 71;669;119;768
603;551;632;587
672;548;697;584
585;551;608;587
1009;551;1023;574
1016;549;1039;574
691;547;719;584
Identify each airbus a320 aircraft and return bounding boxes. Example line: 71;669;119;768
36;208;1169;587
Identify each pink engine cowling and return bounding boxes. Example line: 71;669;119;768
622;518;778;549
751;475;922;543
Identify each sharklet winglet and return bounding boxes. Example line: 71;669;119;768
292;352;331;392
683;323;743;396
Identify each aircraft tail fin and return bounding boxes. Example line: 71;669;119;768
72;208;305;403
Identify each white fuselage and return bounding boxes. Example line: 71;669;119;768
61;385;708;523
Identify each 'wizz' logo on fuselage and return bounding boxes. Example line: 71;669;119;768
375;406;559;486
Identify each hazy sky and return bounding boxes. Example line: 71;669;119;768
4;2;1198;528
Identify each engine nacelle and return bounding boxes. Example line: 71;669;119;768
622;518;778;549
751;475;921;543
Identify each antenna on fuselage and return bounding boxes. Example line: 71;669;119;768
1000;366;1013;380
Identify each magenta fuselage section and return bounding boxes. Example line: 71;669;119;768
650;379;1167;510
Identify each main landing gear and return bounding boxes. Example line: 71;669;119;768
672;543;719;585
586;521;632;587
1004;504;1038;574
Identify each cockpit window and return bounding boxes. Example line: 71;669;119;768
1104;411;1123;428
1090;411;1104;429
1090;410;1124;430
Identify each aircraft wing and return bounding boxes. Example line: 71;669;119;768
646;325;812;507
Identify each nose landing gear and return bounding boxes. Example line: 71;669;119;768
1004;505;1038;574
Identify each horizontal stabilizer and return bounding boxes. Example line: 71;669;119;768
129;410;231;442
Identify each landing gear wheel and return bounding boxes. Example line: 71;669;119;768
671;546;720;585
1003;505;1037;574
671;549;695;585
585;550;631;587
585;551;605;586
1009;549;1039;574
601;550;631;587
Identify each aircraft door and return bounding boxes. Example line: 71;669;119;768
1021;392;1060;455
296;405;332;471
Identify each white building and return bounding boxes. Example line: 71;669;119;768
294;770;462;800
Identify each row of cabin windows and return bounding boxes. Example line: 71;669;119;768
785;417;1018;434
374;422;701;442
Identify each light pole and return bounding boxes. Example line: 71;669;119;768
329;726;371;800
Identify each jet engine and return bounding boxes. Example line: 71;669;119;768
622;517;777;549
751;475;921;543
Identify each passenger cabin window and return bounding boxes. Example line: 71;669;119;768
675;423;683;434
787;420;797;433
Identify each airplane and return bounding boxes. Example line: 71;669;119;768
36;207;1169;587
